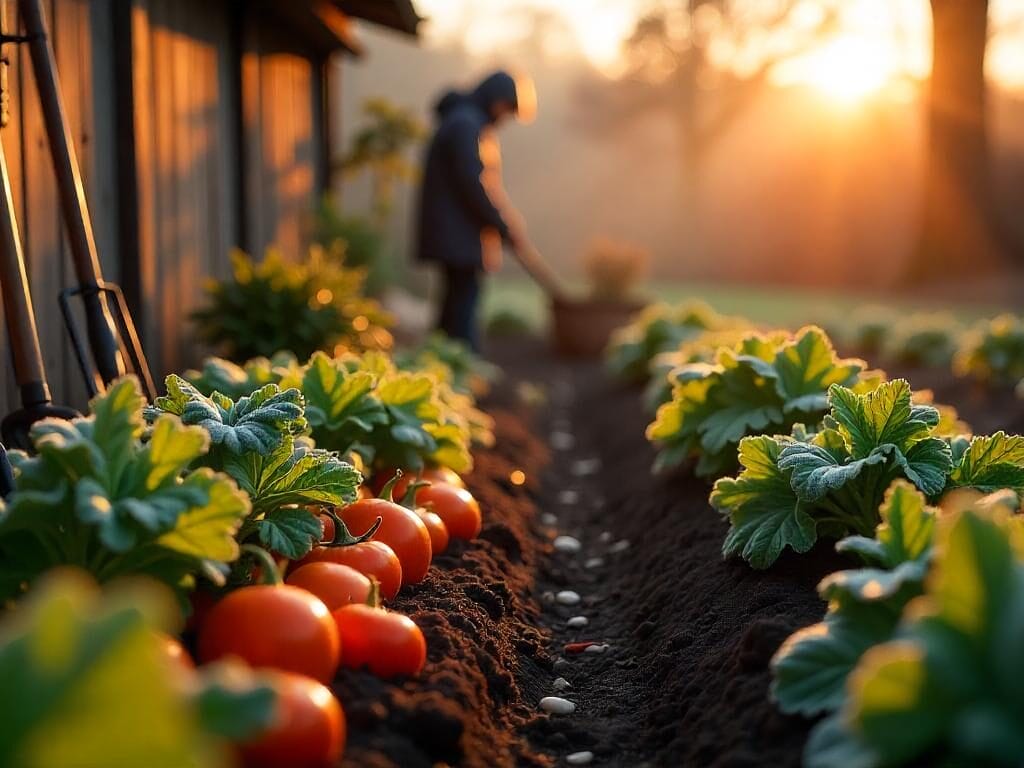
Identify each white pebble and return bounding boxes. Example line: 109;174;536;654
542;591;555;604
567;752;594;765
540;513;558;526
598;531;613;543
553;535;582;553
552;676;572;691
609;540;631;554
556;590;581;606
540;696;576;715
551;431;576;450
558;489;580;505
571;458;601;476
584;643;609;654
567;615;589;628
584;557;605;569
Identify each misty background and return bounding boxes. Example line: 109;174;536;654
331;2;1024;299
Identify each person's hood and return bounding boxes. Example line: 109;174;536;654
470;71;518;121
434;71;519;123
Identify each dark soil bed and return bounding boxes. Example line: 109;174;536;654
333;337;1024;768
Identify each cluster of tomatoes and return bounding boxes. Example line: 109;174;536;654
169;467;482;768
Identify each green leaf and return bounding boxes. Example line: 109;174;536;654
850;480;936;567
779;441;888;502
0;573;221;768
155;469;249;563
154;375;305;456
772;598;904;716
300;351;388;453
829;380;937;457
804;713;879;768
0;378;245;598
256;506;324;559
774;326;865;407
949;432;1024;495
712;436;817;569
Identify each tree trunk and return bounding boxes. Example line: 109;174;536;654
908;0;998;283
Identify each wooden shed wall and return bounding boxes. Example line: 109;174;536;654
0;0;331;420
0;0;118;419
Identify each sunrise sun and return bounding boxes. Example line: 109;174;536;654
800;37;895;105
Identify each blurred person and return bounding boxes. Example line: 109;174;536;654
415;70;540;351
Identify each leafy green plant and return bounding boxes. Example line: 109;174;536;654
193;247;393;362
147;376;361;560
0;378;250;601
0;570;276;768
643;327;766;413
955;313;1024;385
646;326;874;478
606;301;735;382
396;332;502;397
184;353;300;401
882;313;962;368
772;481;938;717
803;506;1024;768
839;305;899;359
712;381;1024;569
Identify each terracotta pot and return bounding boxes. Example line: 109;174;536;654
550;296;646;359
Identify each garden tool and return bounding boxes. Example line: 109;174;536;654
15;0;154;400
0;122;78;448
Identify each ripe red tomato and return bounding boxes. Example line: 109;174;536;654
337;499;432;585
415;483;482;540
197;584;340;684
332;604;427;678
371;466;465;498
296;541;403;601
414;508;449;555
238;671;346;768
286;562;372;611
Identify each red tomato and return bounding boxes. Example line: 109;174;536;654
286;563;372;611
318;513;335;543
415;483;482;540
197;585;340;684
238;671;345;768
332;604;427;678
337;499;432;585
296;541;403;601
414;508;449;555
371;466;465;498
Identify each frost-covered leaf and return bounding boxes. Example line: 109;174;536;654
949;432;1024;495
255;506;324;559
712;436;817;568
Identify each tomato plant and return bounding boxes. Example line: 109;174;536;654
198;547;340;684
237;670;346;768
332;603;427;678
415;483;482;540
336;492;433;585
297;541;403;601
286;562;372;611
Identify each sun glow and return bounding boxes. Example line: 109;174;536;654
797;37;896;105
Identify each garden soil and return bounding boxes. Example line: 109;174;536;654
339;337;1024;768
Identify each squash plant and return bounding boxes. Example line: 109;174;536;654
647;326;876;478
712;380;1024;569
606;301;735;383
955;313;1024;385
147;376;361;560
802;505;1024;768
0;378;250;601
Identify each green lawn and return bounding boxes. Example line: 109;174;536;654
482;277;1012;332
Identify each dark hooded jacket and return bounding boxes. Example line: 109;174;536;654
415;72;518;269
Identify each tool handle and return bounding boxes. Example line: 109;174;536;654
20;0;125;387
512;239;569;302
